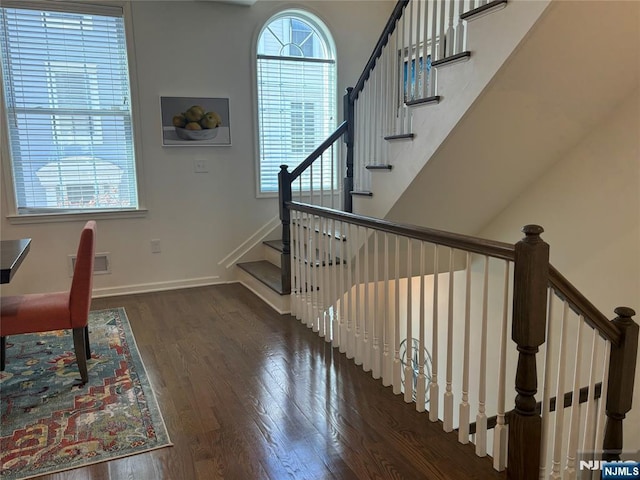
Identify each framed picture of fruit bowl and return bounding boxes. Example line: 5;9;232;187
161;96;231;146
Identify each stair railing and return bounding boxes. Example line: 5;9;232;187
349;0;507;194
278;0;503;288
278;121;348;294
284;201;637;480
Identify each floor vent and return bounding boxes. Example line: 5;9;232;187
68;253;111;277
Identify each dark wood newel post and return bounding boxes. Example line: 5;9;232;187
603;306;638;461
278;165;292;294
343;87;354;213
508;224;549;480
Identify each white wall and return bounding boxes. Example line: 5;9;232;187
479;90;640;450
0;0;394;297
384;1;639;238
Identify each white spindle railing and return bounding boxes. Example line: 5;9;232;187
289;204;518;471
539;289;612;480
351;0;478;193
286;204;634;478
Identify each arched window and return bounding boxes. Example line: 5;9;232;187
256;10;336;193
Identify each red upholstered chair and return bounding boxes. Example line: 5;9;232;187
1;221;96;384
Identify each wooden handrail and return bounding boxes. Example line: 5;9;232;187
288;201;516;260
549;265;621;346
350;0;409;102
289;121;348;180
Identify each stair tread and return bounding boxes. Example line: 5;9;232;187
351;190;373;197
384;133;414;141
237;260;285;295
263;239;283;252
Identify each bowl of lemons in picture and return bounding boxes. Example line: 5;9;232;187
173;105;222;140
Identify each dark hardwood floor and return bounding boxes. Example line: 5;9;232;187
44;283;505;479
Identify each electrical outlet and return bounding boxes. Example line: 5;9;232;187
194;159;208;173
150;239;161;253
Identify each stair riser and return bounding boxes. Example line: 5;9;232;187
263;243;281;267
237;268;290;314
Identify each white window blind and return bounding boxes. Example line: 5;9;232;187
0;3;139;214
256;12;336;193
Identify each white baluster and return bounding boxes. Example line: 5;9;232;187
312;215;321;332
369;65;377;169
393;235;402;395
331;219;339;348
304;211;312;325
446;0;455;56
458;251;471;444
407;0;414;102
550;302;570;479
372;230;381;379
593;342;611;457
305;211;314;328
391;22;400;137
475;255;488;457
429;244;439;422
413;0;421;102
380;43;388;142
347;224;360;358
324;217;333;341
565;319;585;479
581;325;602;456
339;220;347;353
539;289;556;479
317;217;326;337
291;211;299;318
346;222;355;359
422;0;430;99
297;214;303;318
353;95;361;192
398;11;407;135
363;228;371;371
455;0;465;55
415;241;427;412
431;0;438;84
404;238;414;403
443;247;455;432
438;0;446;60
383;232;392;386
355;226;363;365
492;260;510;471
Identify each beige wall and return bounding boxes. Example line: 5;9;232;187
479;89;640;450
0;0;394;296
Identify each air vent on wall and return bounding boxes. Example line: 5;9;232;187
68;253;111;277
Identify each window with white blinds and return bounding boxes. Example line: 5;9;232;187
0;2;139;214
256;11;336;193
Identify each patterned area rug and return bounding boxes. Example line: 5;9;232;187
0;308;172;480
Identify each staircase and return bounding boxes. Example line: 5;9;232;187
236;1;639;479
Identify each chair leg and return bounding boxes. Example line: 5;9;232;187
84;325;91;360
72;328;89;384
1;336;5;371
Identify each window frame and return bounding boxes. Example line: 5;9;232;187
0;0;146;224
253;8;337;198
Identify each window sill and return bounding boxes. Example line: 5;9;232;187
6;208;148;225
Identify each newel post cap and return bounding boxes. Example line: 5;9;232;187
521;224;544;236
614;306;636;320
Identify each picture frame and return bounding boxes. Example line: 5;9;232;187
160;96;231;146
398;44;433;106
